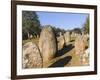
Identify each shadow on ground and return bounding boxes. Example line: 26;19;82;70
70;40;75;42
49;56;72;67
55;44;74;57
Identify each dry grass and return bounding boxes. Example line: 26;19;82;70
22;38;39;46
23;38;89;68
44;41;89;67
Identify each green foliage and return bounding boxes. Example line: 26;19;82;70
71;28;82;34
22;11;41;40
53;27;66;36
83;17;89;34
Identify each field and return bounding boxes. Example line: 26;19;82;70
23;37;89;68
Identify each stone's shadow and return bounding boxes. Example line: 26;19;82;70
55;44;74;57
49;56;72;67
85;46;88;49
70;40;75;42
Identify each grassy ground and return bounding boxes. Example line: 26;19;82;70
44;42;83;68
22;38;39;46
23;38;89;68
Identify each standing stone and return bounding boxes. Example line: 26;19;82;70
57;35;65;50
29;34;33;39
22;42;42;68
75;35;87;65
81;48;89;65
71;32;75;40
59;32;63;36
75;35;86;55
39;26;57;66
74;33;89;65
64;31;71;45
82;34;89;47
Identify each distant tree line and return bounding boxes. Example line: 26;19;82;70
53;27;66;36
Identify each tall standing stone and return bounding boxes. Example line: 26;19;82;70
39;26;57;66
75;35;85;55
71;32;75;40
64;31;71;45
82;34;89;47
22;42;43;68
57;34;65;50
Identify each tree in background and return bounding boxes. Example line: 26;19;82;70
71;28;82;34
22;11;41;40
53;27;66;36
83;16;89;34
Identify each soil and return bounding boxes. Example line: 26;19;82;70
23;38;89;68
